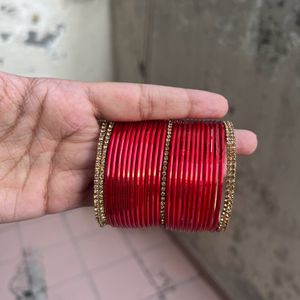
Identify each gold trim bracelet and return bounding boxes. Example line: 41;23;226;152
218;121;237;231
93;121;114;226
93;120;238;231
160;120;173;226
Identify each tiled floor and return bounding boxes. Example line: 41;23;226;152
0;208;223;300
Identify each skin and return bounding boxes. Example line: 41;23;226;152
0;71;257;223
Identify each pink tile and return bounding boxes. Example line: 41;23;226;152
0;222;16;233
65;207;99;237
164;278;222;300
0;260;19;300
48;276;97;300
91;257;155;300
121;228;171;251
140;241;197;290
0;227;21;263
41;241;82;286
77;227;131;270
19;214;69;249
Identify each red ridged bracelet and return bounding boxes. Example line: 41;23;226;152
94;120;236;232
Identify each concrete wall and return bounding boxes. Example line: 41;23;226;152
0;0;112;81
111;1;300;299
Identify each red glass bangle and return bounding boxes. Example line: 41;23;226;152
204;122;216;231
190;121;201;231
122;122;133;227
207;122;219;231
185;122;196;231
144;121;156;226
95;120;236;232
182;122;192;231
212;122;225;230
192;121;204;231
198;122;210;231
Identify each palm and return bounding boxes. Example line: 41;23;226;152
0;72;256;223
0;75;99;222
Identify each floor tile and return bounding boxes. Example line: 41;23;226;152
91;257;155;300
19;214;69;250
0;260;19;300
0;226;21;263
121;228;171;252
0;222;17;233
1;214;222;300
42;241;83;287
164;277;222;300
48;275;98;300
77;226;131;270
65;207;99;237
140;241;197;290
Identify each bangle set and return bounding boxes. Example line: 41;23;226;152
94;120;236;232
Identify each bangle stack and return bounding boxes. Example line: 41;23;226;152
93;120;236;232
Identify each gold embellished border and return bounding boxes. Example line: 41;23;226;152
160;120;173;226
93;121;114;227
94;121;107;224
218;121;237;231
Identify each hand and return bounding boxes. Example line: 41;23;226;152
0;72;257;223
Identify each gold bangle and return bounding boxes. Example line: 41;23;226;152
218;121;237;231
94;121;107;224
93;121;114;226
160;120;173;226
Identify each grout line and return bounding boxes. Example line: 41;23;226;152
74;226;170;254
116;231;170;254
16;216;72;252
71;228;101;240
122;228;227;300
88;254;132;273
120;230;168;300
142;274;200;300
61;213;102;300
168;233;231;300
49;253;133;292
47;271;90;290
12;232;69;253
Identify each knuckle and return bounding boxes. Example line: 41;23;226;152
184;90;194;118
138;84;154;120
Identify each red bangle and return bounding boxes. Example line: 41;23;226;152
204;122;216;231
198;122;210;231
207;122;219;231
95;120;236;232
213;122;225;230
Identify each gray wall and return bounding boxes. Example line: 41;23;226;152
0;0;112;81
111;1;300;299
